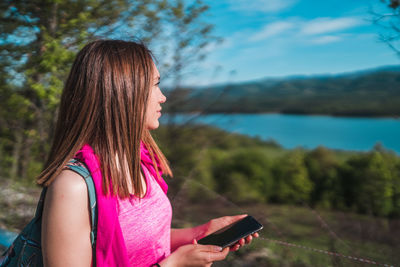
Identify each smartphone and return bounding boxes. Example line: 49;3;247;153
197;215;263;249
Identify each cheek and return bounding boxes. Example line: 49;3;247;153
145;104;158;130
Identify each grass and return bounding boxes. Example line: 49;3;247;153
1;175;399;266
170;179;400;267
0;178;41;231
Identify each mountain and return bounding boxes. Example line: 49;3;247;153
165;65;400;117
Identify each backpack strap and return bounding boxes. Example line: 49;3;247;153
33;187;47;220
0;160;98;267
65;159;97;247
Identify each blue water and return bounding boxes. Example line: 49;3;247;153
161;114;400;154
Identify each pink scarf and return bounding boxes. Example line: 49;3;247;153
74;142;168;266
139;142;168;194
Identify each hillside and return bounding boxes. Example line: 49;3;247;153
165;65;400;117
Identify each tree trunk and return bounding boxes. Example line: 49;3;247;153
10;130;23;179
19;134;34;180
36;106;49;160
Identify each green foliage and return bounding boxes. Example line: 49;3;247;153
391;160;400;217
0;0;216;181
212;148;273;203
338;149;398;216
164;68;400;116
155;124;400;218
1;0;399;223
270;150;313;204
304;147;339;208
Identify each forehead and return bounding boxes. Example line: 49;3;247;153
153;65;160;78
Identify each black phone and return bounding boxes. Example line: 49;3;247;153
197;215;263;249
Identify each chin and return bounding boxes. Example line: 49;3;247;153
146;121;160;130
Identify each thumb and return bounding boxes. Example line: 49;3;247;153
203;245;223;252
225;214;248;224
233;214;248;221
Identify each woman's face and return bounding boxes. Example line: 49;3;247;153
145;65;166;130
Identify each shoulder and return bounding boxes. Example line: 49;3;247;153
42;169;92;266
44;169;90;222
47;169;88;200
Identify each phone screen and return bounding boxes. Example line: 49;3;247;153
197;215;263;248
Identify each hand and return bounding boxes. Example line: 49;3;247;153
159;240;229;267
229;231;259;252
200;214;260;252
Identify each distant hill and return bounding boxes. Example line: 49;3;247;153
165;65;400;117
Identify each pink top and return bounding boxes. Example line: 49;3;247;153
118;164;172;266
75;143;170;267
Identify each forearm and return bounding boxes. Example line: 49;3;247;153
170;225;206;252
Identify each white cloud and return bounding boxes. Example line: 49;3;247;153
250;21;294;41
227;0;298;13
301;17;365;35
202;38;233;54
245;16;364;44
309;35;342;44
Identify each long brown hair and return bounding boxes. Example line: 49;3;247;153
37;39;172;198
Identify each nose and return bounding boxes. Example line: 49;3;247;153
159;91;166;103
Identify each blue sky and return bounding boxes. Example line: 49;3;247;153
182;0;400;86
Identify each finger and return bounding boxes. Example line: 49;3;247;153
204;247;230;262
234;214;248;219
253;232;259;238
230;214;248;223
230;244;240;251
230;238;244;250
245;235;252;244
222;247;230;255
220;214;248;226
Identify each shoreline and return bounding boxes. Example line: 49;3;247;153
165;111;400;120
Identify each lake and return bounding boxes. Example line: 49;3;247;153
161;114;400;154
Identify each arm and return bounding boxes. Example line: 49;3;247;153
41;170;92;267
170;226;204;252
160;215;259;267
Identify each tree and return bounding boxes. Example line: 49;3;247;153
212;148;273;203
304;146;339;208
0;0;217;180
339;151;395;216
372;0;400;55
270;150;313;204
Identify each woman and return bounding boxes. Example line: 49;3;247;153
38;39;257;267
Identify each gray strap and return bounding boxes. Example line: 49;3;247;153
66;159;97;246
